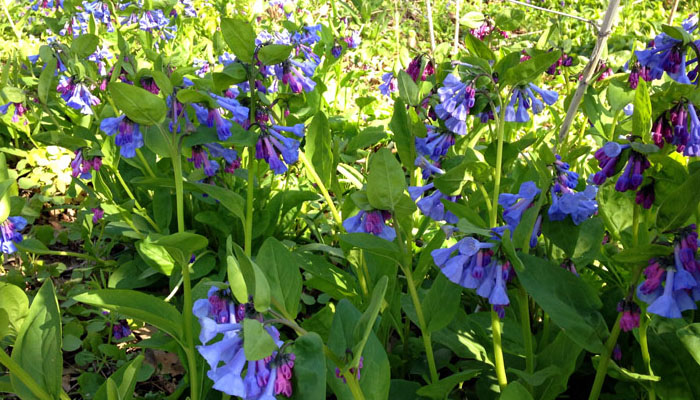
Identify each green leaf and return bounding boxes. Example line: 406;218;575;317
175;88;217;108
649;318;700;398
352;276;388;368
397;70;419;106
415;369;481;399
11;280;62;400
662;24;692;44
152;232;208;266
243;319;277;360
94;354;145;400
105;378;119;400
459;11;485;28
226;236;248;304
221;18;256;62
0;87;24;103
136;236;175;276
656;168;700;231
501;50;561;88
389;99;415;172
339;233;401;261
108;82;167;125
612;244;673;264
232;243;271;312
151;70;173;96
256;238;303;319
494;8;525;31
629;141;659;154
257;44;293;65
73;290;182;340
71;34;99;58
33;131;89;150
422;274;462;333
500;381;533;400
606;78;635;111
366;148;406;210
632;79;652;136
464;33;495;61
517;253;608;353
290;333;326;400
0;282;25;336
306;111;332;186
677;323;700;366
433;160;470;196
38;57;57;104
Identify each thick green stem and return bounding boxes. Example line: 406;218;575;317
491;310;508;390
518;285;535;375
345;373;367;400
588;314;622;400
135;148;156;178
299;151;342;227
171;131;198;400
638;315;656;400
244;66;257;257
0;350;53;400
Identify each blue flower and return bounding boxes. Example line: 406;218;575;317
432;237;494;288
435;73;476;136
57;77;100;115
408;183;459;223
344;31;361;49
88;45;112;76
415;125;456;161
277;60;317;93
505;83;558;123
647;270;683;318
192;104;233;141
414;156;445;180
100;115;144;158
684;103;700;157
549;184;598;225
379;72;396;97
498;181;540;230
0;217;27;254
255;127;300;174
343;210;396;241
614;151;650;192
593;142;628;185
635;26;697;84
189;146;220;176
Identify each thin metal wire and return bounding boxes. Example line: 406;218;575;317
506;0;599;28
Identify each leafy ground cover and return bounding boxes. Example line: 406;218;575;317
1;0;700;399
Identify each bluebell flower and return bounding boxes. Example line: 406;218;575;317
189;146;220;176
0;217;27;254
635;20;698;85
32;0;63;10
498;181;540;231
211;94;249;126
344;31;361;49
554;155;579;189
435;73;476;136
647;270;684;318
276;60;316;93
379;72;397;97
414;156;444;180
684;103;700;157
0;102;27;123
180;0;197;17
83;1;114;31
71;149;101;179
614;151;650;192
219;52;237;66
416;125;456;161
255;127;300;174
100;115;144;158
549;184;598;225
57;77;100;115
139;9;170;31
405;55;435;82
505;83;558;123
331;44;342;59
343;210;396;241
193;58;210;78
88;45;112;76
192;104;233;141
432;237;494;288
593;142;629;185
408;183;459;223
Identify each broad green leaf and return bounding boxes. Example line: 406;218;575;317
327;299;390;400
656;168;700;231
290;333;326;400
152;232;208;266
517;254;608;353
632;79;652;137
0;153;12;222
94;354;145;400
226;236;248;304
494;8;525;31
352;276;388;368
108;82;167;125
175;88;217;108
415;369;481;399
232;243;271;312
677;323;700;366
306;111;332;186
0;282;28;337
459;11;485;28
136;235;175;276
11;280;62;400
243;319;277;360
221;18;256;62
71;34;99;58
339;233;401;261
0;309;8;340
389;99;415;172
0;87;25;103
366;148;406;210
397;70;419;106
501;50;561;88
256;238;303;319
257;44;293;65
606;78;635;111
612;244;673;264
464;33;495;61
151;70;173;96
533;332;583;400
73;290;182;340
648;318;700;398
500;381;533;400
33;131;90;150
105;378;119;400
38;57;57;104
422;274;462;333
591;355;660;382
433;160;470;196
662;24;692;44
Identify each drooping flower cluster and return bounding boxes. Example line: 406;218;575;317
548;156;598;225
627;61;653;89
408;183;459;224
546;51;573;75
432;237;513;317
257;25;322;94
635;15;699;85
593;142;651;195
637;226;700;318
504;83;558;123
617;300;640;332
435;73;476;135
100;115;143;158
189;143;240;177
406;55;435;83
0;102;27;123
194;287;296;399
652;101;700;157
255;123;304;174
0;217;27;254
71;149;102;179
112;320;131;340
469;21;508;40
92;207;104;224
379;72;397;97
343;210;396;241
57;76;100;115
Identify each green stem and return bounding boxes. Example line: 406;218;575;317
244;65;257;257
345;374;367;400
488;99;509;391
518;285;535;376
15;243;115;266
170;129;198;400
135;148;156;178
113;168;160;232
588;314;622;400
298;151;343;227
1;1;21;41
608;111;621;142
394;220;438;384
638;315;656;400
0;350;53;400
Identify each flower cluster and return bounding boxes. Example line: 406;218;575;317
71;149;102;179
652;101;700;157
195;287;296;399
635;15;699;85
112;320;131;340
343;210;396;241
617;300;640;332
593;142;651;196
334;357;364;383
255;123;304;174
435;74;476;136
504;83;558;123
548;156;598;225
469;21;507;40
546;51;573;75
637;226;700;318
0;217;27;254
408;183;459;224
0;102;27;123
57;76;100;115
189;143;240;176
379;72;397;97
100;115;143;158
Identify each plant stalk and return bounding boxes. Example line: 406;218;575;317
0;350;53;400
638;314;656;400
426;0;436;54
518;285;535;375
588;314;622;400
299;151;343;227
244;66;258;257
